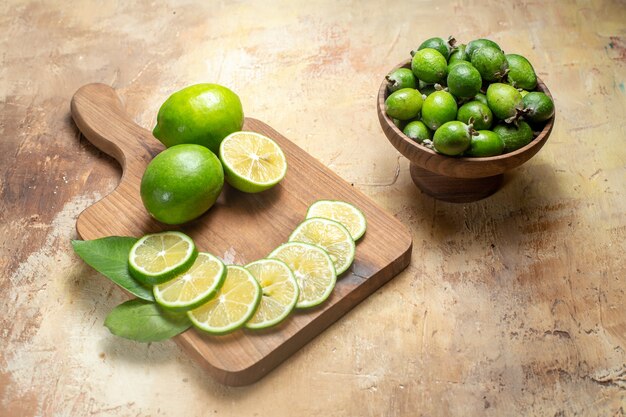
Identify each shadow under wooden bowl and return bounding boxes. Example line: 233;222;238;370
377;59;554;203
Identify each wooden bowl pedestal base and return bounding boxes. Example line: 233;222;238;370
409;163;503;203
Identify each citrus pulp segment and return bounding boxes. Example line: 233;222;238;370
288;218;355;276
269;242;336;309
187;265;261;335
153;252;226;311
305;200;367;241
128;231;197;285
244;259;299;329
219;131;287;193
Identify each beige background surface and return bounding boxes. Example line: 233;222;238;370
1;0;625;416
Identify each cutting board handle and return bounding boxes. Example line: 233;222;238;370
70;83;161;171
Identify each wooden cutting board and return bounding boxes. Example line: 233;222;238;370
71;83;412;386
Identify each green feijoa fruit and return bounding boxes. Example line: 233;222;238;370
386;68;417;93
465;130;504;157
403;121;432;144
385;88;424;120
474;92;488;105
493;121;534;153
433;121;472;156
447;62;482;98
447;61;464;73
522;92;555;123
471;46;508;82
448;44;468;65
422;91;458;131
520;90;529;97
413;37;451;59
411;48;448;84
506;54;537;90
392;118;406;130
486;83;523;120
465;38;502;59
418;80;438;98
457;101;493;130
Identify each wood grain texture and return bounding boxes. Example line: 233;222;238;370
410;164;504;202
2;0;625;415
71;83;412;386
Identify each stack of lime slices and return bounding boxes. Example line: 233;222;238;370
127;200;367;335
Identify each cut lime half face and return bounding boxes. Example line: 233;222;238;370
219;131;287;193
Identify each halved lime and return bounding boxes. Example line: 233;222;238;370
187;265;262;335
128;231;197;285
244;259;299;329
153;252;226;311
306;200;367;241
269;242;336;309
219;131;287;193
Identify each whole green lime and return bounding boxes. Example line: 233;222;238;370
421;91;458;131
411;48;447;83
465;130;504;157
433;121;471;156
493;121;534;153
153;84;244;154
457;101;493;130
385;88;423;120
140;144;224;225
471;46;508;82
386;68;417;93
447;62;482;98
506;54;537;90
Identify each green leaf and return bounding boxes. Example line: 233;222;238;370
104;299;191;342
71;236;154;301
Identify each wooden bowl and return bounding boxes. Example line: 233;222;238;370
377;59;554;203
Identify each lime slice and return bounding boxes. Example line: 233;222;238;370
306;200;367;241
128;231;197;285
153;252;227;311
219;131;287;193
289;218;355;275
187;265;261;335
269;242;336;309
244;259;299;329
